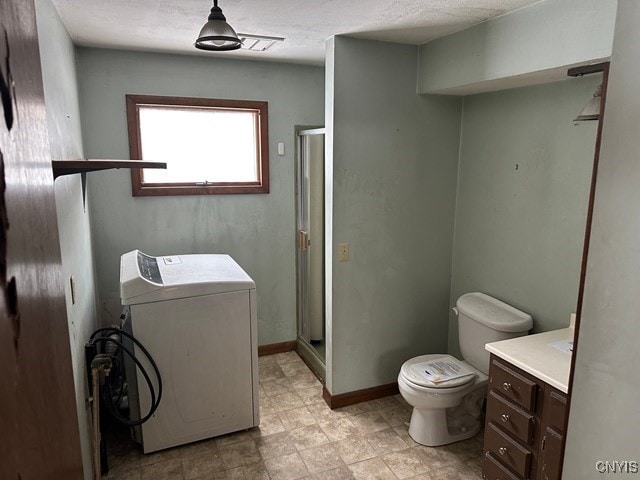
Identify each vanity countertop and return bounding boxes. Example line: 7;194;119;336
485;328;574;393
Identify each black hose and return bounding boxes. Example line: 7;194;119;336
92;336;157;425
89;327;162;426
90;326;163;405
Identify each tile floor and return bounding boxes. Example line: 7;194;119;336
105;351;484;480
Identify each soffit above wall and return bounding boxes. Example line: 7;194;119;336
431;59;609;96
417;0;617;95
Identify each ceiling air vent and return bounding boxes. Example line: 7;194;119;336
238;34;284;52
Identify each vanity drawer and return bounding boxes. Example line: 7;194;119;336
483;452;521;480
490;359;538;411
486;390;535;444
485;422;532;477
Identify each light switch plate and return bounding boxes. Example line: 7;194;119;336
338;243;350;262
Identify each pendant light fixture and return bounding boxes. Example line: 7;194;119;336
195;0;242;51
574;84;602;121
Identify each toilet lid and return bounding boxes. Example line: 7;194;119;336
401;354;477;389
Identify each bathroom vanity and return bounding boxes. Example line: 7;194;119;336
481;328;573;480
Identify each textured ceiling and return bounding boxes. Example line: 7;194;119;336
50;0;542;65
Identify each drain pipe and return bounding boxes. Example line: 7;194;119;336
91;354;112;480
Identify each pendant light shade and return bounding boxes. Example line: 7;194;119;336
195;0;242;51
574;84;602;121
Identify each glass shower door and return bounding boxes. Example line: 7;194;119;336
296;129;325;370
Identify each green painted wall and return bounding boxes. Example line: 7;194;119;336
35;1;97;477
564;1;640;472
326;36;462;394
448;76;600;356
77;48;324;346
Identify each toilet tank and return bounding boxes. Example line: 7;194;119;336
456;292;532;374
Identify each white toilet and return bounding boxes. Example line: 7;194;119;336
397;292;532;446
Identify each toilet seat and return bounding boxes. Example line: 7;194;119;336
400;354;478;391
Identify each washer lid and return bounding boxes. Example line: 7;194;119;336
456;292;533;333
401;354;477;388
120;250;255;305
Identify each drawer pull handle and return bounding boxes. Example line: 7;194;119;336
499;447;508;455
501;414;510;423
502;382;512;391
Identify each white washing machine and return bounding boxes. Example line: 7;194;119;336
119;250;259;453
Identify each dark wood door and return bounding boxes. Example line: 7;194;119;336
540;427;564;480
0;0;84;478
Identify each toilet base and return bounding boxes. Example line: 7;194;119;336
406;386;485;446
407;407;481;446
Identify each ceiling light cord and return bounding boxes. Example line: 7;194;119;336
208;0;224;21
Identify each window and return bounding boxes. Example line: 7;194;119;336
126;94;269;196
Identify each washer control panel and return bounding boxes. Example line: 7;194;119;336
137;251;163;284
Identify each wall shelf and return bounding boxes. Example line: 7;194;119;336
52;159;166;179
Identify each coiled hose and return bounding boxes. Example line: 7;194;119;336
89;327;162;426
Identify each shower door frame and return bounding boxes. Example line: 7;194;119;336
295;127;326;380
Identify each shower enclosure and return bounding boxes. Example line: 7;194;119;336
295;128;326;379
